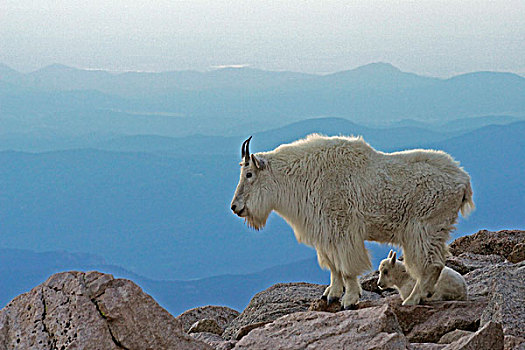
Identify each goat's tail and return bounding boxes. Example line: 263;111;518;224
460;181;475;218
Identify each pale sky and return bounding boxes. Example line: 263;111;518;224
1;0;524;77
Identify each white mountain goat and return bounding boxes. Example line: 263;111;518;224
230;135;474;308
378;250;468;301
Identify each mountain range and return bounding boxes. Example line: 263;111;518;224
0;62;523;316
1;63;524;139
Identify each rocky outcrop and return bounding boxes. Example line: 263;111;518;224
222;282;325;340
176;305;239;333
438;329;474;344
449;229;524;263
0;271;210;350
188;319;223;335
1;229;523;349
223;282;381;340
234;303;409;349
445;252;506;275
477;262;524;340
190;332;236;350
357;296;488;343
442;321;504;350
220;230;524;349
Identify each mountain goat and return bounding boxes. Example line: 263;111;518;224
378;250;467;301
230;134;474;308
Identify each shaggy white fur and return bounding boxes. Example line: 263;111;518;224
378;250;467;301
231;134;474;308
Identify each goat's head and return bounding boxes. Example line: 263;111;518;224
230;136;273;230
377;250;398;290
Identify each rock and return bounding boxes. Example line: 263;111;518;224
176;305;239;333
390;298;487;343
410;344;446;350
443;321;504;350
0;271;210;350
234;321;272;340
438;329;474;344
188;318;223;335
222;282;325;339
360;270;398;296
233;303;409;349
509;243;525;264
223;282;382;339
308;298;343;312
190;332;237;350
360;270;382;293
356;295;487;343
504;335;525;350
449;230;525;262
479;261;525;339
446;252;506;275
308;290;381;312
465;262;516;297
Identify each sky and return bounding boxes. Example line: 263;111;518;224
1;0;524;77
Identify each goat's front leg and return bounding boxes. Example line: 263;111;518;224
322;269;344;304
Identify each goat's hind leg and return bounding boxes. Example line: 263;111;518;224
403;264;442;305
402;222;447;306
341;274;362;310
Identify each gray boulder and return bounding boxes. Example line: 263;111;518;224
176;305;239;333
0;271;210;350
222;282;325;340
449;229;525;263
233;303;409;349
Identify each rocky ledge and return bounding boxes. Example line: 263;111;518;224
1;229;523;349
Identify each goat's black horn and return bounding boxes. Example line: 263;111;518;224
241;139;248;158
244;136;252;162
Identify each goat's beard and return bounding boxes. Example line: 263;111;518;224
244;209;269;231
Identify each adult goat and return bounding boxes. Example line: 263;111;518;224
231;134;474;308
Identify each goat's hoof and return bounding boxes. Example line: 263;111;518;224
320;295;327;301
327;296;339;305
342;304;358;311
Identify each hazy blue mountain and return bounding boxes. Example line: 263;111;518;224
437;115;523;132
388;115;523;132
0;117;454;153
0;64;23;83
246;117;453;153
309;62;438;91
1;63;524;132
1;63;315;97
93;117;454;154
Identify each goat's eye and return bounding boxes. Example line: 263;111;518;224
383;270;388;275
246;172;252;178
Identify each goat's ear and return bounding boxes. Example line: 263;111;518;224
389;251;397;265
387;250;394;258
251;154;266;170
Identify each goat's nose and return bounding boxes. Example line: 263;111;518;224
231;204;237;212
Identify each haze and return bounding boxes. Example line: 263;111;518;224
1;0;524;77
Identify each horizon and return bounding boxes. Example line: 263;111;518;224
2;1;524;78
2;60;525;79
